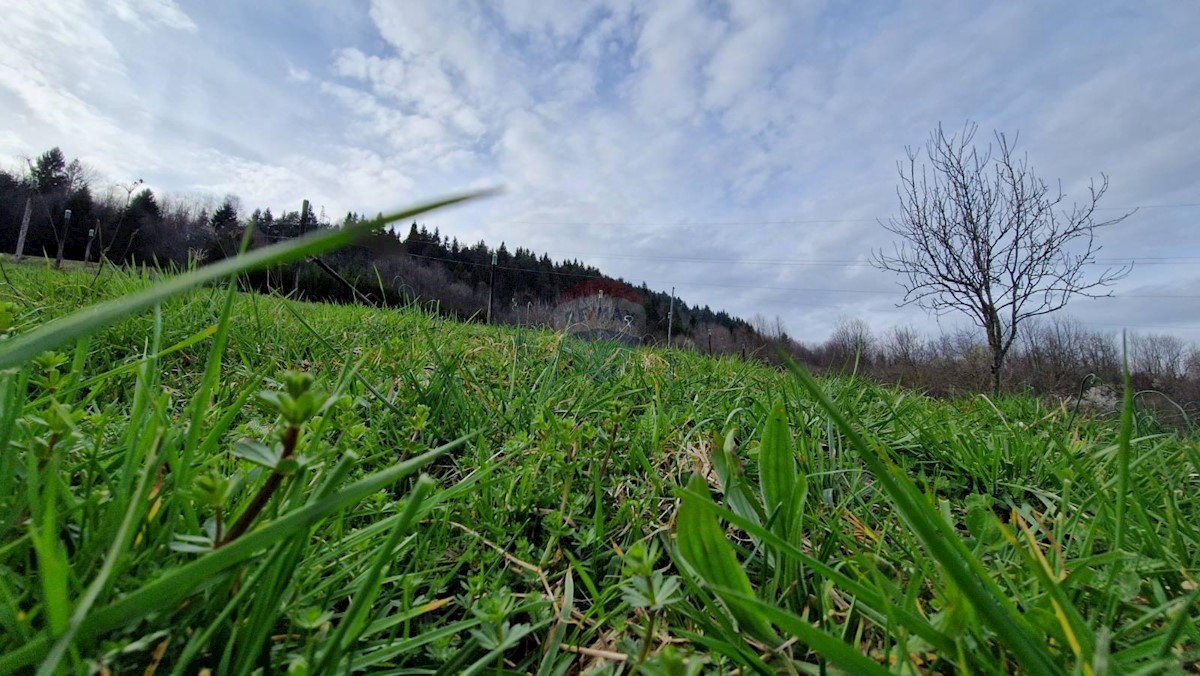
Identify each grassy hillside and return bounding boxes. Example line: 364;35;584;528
1;259;1197;673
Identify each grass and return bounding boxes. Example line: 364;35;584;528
1;232;1198;673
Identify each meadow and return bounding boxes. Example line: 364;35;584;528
0;203;1197;673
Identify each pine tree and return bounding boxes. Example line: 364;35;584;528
211;199;238;235
31;147;69;193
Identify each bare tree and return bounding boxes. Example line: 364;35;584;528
872;122;1132;394
823;317;874;370
1131;332;1187;383
884;325;925;366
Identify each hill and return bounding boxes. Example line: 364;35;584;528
0;150;761;353
0;260;1196;672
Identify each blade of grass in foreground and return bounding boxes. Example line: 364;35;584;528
674;484;959;657
312;476;435;673
37;441;164;675
537;571;574;676
0;190;494;370
711;586;890;675
780;355;1063;675
0;434;475;671
1114;346;1135;553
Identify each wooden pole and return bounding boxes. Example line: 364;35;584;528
54;209;72;269
84;220;97;263
666;286;675;347
13;197;31;262
486;251;497;324
293;199;310;295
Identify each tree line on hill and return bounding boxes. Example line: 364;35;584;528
0;147;757;346
2;146;1197;426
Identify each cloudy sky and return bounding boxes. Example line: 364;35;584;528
3;0;1198;343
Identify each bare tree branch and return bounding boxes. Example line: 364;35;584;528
871;122;1133;394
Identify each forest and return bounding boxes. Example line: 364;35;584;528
0;147;754;345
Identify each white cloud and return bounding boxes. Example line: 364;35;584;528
105;0;197;33
0;1;149;174
626;0;725;123
701;0;806;116
287;64;312;83
3;0;1199;342
496;0;603;46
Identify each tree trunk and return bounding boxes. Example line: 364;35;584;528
989;347;1004;396
54;210;72;270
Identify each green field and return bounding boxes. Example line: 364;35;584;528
1;257;1197;674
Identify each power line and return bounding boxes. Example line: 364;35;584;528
303;237;1200;272
245;236;1200;336
1095;203;1200;210
403;252;1200;300
548;251;1200;269
501;217;879;226
497;202;1200;228
1088;322;1200;332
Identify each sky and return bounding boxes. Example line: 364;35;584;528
2;0;1198;344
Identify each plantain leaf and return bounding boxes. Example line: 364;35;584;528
711;429;763;528
676;473;779;645
759;402;795;523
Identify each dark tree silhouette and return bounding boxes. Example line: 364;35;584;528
29;147;88;268
873;122;1132;394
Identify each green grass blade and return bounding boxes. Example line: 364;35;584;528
1158;588;1200;660
37;445;164;674
711;429;764;527
537;571;574;676
998;515;1096;667
458;620;547;676
184;265;242;456
781;356;1062;674
354;618;483;669
1115;353;1135;552
0;433;475;671
30;491;69;638
313;475;435;672
677;483;958;657
712;586;890;675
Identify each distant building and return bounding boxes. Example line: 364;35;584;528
553;279;645;345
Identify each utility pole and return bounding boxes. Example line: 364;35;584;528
54;209;72;269
486;251;497;324
666;287;675;347
13;197;32;262
708;326;712;354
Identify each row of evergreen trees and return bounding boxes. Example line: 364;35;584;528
1;147;754;346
